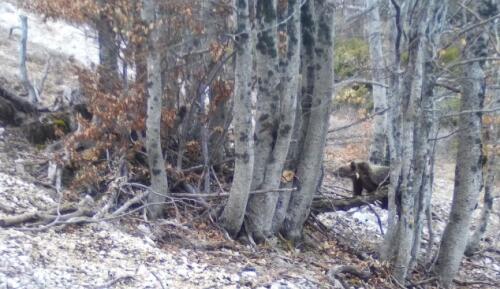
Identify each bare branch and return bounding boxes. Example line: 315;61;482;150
334;78;389;90
328;107;389;134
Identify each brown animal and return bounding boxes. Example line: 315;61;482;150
335;161;390;196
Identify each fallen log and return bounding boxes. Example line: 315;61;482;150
0;85;37;114
311;188;388;213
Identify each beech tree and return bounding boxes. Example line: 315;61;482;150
365;0;388;165
141;0;170;219
381;0;446;282
283;0;335;241
434;1;496;286
220;0;255;236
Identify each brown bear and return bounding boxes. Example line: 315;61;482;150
334;161;390;196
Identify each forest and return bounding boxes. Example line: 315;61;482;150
0;0;498;288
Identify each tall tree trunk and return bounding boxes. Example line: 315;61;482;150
271;0;302;234
379;0;403;262
220;0;255;237
96;0;119;94
245;0;302;242
366;0;388;165
283;0;335;242
381;0;442;282
434;1;493;286
434;61;485;288
409;3;447;268
142;0;169;219
244;0;280;242
465;19;500;256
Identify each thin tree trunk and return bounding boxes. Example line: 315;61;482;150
381;0;442;282
18;16;37;104
283;0;335;242
220;0;255;237
380;0;403;261
366;0;388;165
142;0;169;219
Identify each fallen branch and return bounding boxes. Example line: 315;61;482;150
453;278;499;287
311;188;388;213
330;265;372;281
95;274;135;289
170;187;297;198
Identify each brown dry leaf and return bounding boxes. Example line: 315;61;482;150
281;170;295;183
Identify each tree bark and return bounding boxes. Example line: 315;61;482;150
142;0;169;219
465;122;497;256
434;61;485;288
18;15;37;104
272;0;302;234
283;0;335;242
434;1;492;286
220;0;255;237
245;0;302;242
380;0;443;282
244;0;281;242
365;0;388;165
96;0;119;94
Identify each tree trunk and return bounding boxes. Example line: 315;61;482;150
142;0;169;219
380;0;442;282
434;1;492;286
96;0;119;94
271;0;303;234
245;0;302;242
465;18;500;256
243;0;280;242
379;0;403;263
283;0;335;242
220;0;255;237
18;16;37;104
365;0;388;165
434;61;485;288
465;122;497;256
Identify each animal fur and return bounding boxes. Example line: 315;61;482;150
335;161;390;196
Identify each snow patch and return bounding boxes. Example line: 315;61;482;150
0;1;98;66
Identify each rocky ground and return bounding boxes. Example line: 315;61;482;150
0;1;499;288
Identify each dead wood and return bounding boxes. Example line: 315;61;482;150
329;265;372;281
0;196;94;228
0;85;37;114
311;188;388;213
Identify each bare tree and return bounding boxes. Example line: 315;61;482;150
380;0;444;282
220;0;255;237
142;0;169;219
283;0;336;242
434;2;493;286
